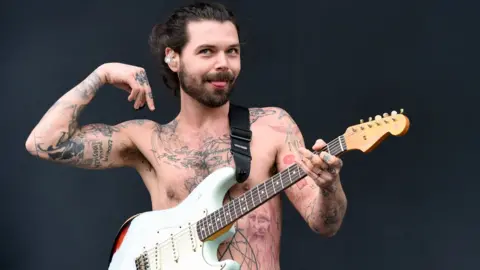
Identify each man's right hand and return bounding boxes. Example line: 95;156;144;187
97;63;155;111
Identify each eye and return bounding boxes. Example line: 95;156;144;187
199;49;212;55
227;48;239;55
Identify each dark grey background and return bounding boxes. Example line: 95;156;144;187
1;0;478;269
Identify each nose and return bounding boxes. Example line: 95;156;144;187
214;52;228;71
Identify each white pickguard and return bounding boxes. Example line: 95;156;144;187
108;167;241;270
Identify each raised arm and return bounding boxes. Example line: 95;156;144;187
25;63;155;169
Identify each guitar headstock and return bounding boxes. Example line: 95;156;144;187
344;109;410;153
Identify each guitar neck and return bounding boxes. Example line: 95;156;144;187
196;134;348;241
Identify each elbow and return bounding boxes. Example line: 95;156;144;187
25;134;37;156
310;224;340;238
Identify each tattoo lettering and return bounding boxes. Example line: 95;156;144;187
75;72;102;100
34;103;124;169
248;108;276;124
135;71;149;86
150;120;234;192
269;123;302;152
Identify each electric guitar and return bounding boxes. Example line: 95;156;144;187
108;109;410;270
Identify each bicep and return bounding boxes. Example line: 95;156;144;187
269;108;320;216
35;122;137;169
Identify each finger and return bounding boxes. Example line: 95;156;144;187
311;154;329;170
295;153;313;175
127;77;141;102
145;89;155;111
298;147;314;160
312;139;327;151
320;170;335;182
134;92;146;110
128;88;140;102
319;152;341;168
296;154;324;185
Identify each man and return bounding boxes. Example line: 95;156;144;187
25;2;347;270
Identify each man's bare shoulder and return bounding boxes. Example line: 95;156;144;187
248;106;296;127
116;119;160;132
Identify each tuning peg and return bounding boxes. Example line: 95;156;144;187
391;110;398;116
400;108;404;114
375;115;382;120
360;119;364;123
383;112;389;117
368;117;373;121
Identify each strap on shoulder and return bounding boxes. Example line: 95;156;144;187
228;103;252;183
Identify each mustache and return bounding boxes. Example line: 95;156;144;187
203;71;235;82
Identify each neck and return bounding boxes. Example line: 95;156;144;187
178;90;230;129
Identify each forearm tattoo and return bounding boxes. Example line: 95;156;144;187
75;72;103;100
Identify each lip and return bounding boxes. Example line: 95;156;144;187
208;81;228;88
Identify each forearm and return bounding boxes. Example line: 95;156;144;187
306;176;347;236
25;69;104;156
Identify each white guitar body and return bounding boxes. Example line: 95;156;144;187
108;167;240;270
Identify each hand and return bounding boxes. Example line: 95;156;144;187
297;139;344;189
96;63;155;111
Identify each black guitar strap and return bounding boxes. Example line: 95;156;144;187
228;103;252;183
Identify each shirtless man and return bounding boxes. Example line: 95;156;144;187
25;2;347;270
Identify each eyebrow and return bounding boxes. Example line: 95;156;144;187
195;43;241;50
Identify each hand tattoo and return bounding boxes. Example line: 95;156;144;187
135;71;149;86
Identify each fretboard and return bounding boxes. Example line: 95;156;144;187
196;134;347;241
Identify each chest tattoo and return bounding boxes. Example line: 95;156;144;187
151;120;235;192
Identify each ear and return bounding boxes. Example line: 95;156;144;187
164;47;179;72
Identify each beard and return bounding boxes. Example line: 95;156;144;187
178;63;236;108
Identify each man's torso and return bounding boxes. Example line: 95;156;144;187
125;107;284;270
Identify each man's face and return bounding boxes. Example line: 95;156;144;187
178;20;241;108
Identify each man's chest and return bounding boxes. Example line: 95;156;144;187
137;126;279;198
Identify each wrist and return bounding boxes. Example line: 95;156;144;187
319;181;338;197
94;64;108;85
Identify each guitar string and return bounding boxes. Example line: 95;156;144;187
138;138;347;260
136;119;397;261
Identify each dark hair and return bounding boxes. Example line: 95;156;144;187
148;1;240;96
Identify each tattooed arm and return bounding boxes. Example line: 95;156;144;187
268;107;347;237
25;65;151;169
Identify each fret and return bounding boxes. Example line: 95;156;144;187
260;182;267;202
279;171;284;189
206;216;212;237
241;194;248;213
232;196;238;221
297;165;304;178
249;187;255;209
222;207;227;228
214;209;220;231
286;166;293;185
256;186;261;206
270;175;277;194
